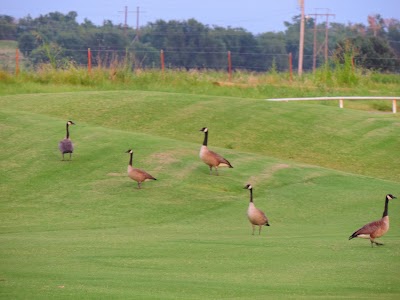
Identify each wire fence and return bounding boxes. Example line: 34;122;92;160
2;47;400;74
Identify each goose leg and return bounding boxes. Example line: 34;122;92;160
258;226;262;235
209;166;212;175
215;167;219;176
137;182;142;189
251;224;255;235
370;239;384;247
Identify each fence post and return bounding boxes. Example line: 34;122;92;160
160;49;165;73
339;98;344;109
288;52;293;82
393;99;397;113
87;48;92;74
227;51;232;81
15;48;20;76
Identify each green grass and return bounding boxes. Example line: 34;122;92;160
1;90;400;299
1;91;398;181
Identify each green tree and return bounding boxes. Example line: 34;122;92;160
10;10;400;72
142;19;228;69
212;26;260;71
257;32;288;71
130;41;160;69
18;32;37;56
30;42;64;68
386;18;400;57
0;15;17;40
336;36;399;71
284;15;314;71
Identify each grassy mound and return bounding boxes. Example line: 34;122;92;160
0;91;399;299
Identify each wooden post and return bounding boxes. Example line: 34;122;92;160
393;99;397;113
160;50;165;72
339;99;344;109
289;52;293;82
298;0;305;76
227;51;232;81
312;20;317;72
15;48;20;76
88;48;92;74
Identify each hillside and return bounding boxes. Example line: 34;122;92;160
0;91;399;299
1;90;398;181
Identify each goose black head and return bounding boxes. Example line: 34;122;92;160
386;194;397;200
67;121;75;125
200;127;208;133
126;149;133;154
244;184;253;190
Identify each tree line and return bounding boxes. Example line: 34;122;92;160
1;11;399;72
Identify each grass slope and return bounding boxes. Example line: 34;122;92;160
0;90;399;181
0;91;400;299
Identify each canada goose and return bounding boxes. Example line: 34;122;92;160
126;149;156;189
199;127;233;175
349;194;396;247
58;120;75;160
244;184;270;235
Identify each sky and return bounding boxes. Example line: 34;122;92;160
2;0;400;34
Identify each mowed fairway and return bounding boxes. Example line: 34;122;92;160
0;91;399;299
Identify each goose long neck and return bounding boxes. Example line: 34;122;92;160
382;197;389;218
202;131;208;146
66;123;70;139
249;189;253;203
128;153;133;166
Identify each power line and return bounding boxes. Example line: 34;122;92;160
307;10;335;71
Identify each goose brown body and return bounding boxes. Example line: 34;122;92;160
244;184;270;235
349;194;396;247
58;121;75;160
199;127;233;175
126;149;156;189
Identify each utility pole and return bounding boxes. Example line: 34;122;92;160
310;15;318;72
133;6;145;41
136;6;140;41
298;0;305;76
324;12;335;62
120;6;128;36
118;6;135;36
308;10;335;71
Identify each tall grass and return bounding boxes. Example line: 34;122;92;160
1;52;399;114
1;65;398;91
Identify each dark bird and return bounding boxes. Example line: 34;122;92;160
244;184;270;235
349;194;396;247
58;120;75;160
126;149;156;189
199;127;233;175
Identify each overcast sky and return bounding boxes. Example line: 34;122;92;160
2;0;400;34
